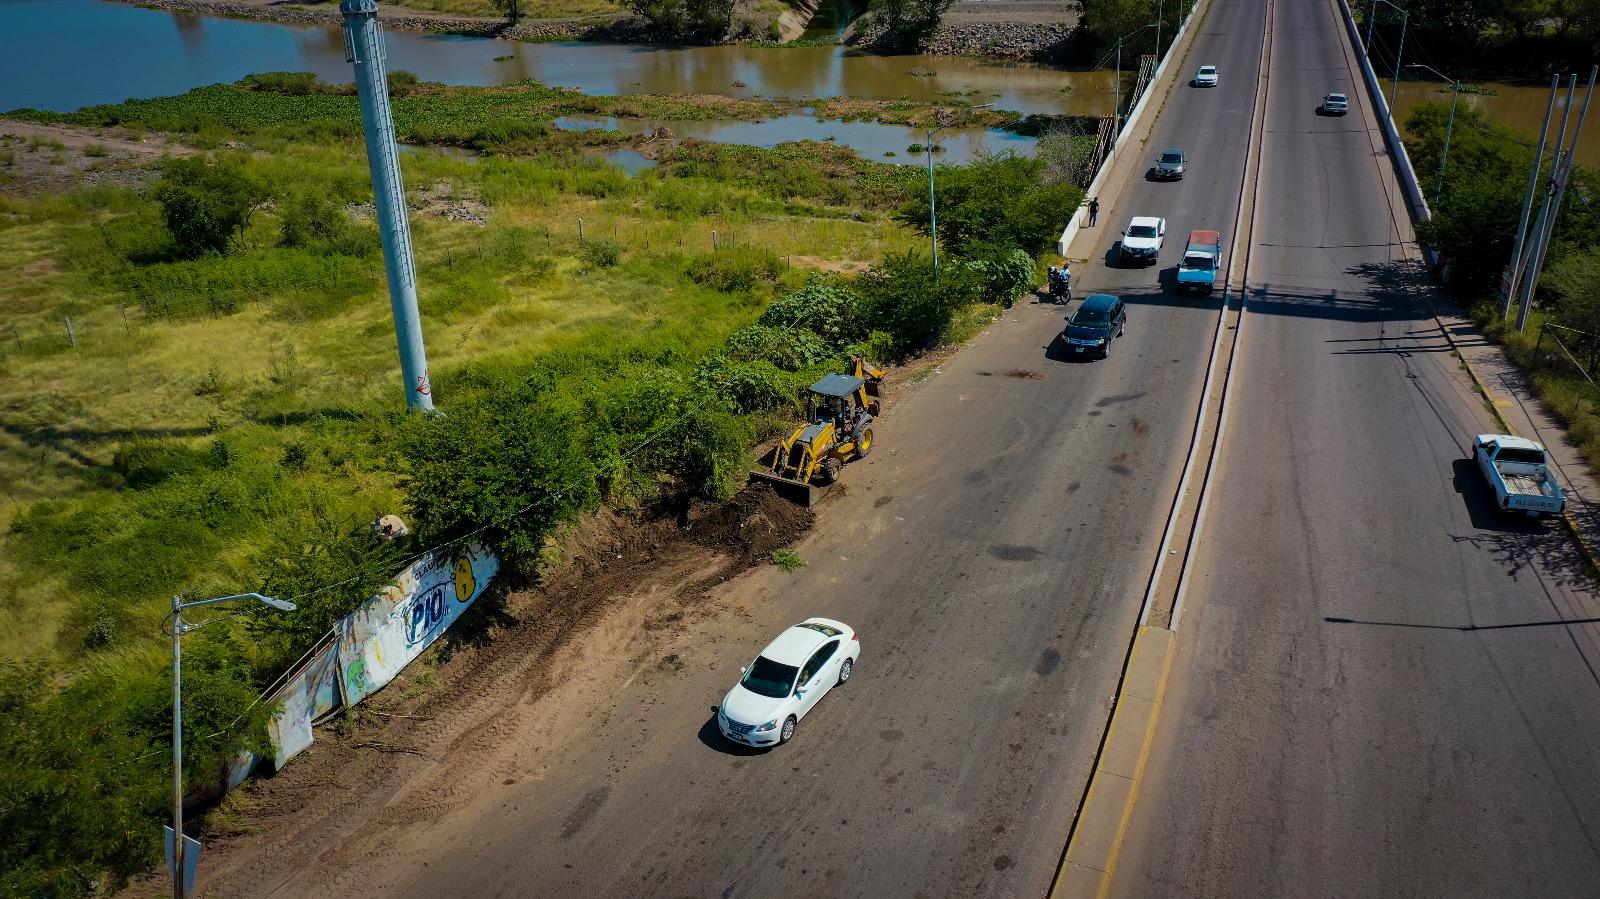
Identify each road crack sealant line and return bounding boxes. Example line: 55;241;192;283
1326;0;1600;575
1046;1;1274;897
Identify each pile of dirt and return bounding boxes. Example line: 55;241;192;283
684;485;814;561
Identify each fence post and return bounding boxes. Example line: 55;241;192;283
1534;323;1545;369
712;230;718;251
578;218;584;243
121;306;130;334
64;316;75;348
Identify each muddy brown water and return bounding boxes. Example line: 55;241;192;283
1390;79;1600;170
2;0;1116;117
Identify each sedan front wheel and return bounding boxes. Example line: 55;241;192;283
779;715;797;744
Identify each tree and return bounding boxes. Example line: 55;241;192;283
491;0;520;21
155;156;268;259
621;0;735;38
855;251;983;357
1080;0;1156;48
870;0;956;51
1547;251;1600;373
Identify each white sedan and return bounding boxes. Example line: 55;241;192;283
1194;64;1219;87
717;618;860;747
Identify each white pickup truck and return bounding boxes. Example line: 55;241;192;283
1473;434;1564;516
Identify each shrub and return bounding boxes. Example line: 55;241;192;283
693;353;794;414
855;250;983;356
958;246;1036;307
402;375;601;565
241;71;323;96
757;276;864;344
686;246;783;292
621;0;735;38
279;192;378;256
154;156;269;259
724;323;833;370
579;238;621;268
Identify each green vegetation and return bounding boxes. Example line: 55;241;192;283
866;0;956;51
0;66;1067;889
622;0;736;38
769;547;805;571
1079;0;1187;58
345;0;624;18
1405;101;1600;478
1357;0;1600;76
10;75;1022;143
1406;103;1598;300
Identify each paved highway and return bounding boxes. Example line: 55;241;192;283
1111;0;1600;895
208;3;1275;898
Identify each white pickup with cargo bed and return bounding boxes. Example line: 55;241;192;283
1472;434;1564;516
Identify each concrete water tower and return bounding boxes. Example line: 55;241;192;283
340;0;435;412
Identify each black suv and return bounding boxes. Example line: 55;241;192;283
1153;147;1186;180
1058;294;1127;359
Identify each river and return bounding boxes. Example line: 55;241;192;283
1;0;1126;164
1391;79;1599;169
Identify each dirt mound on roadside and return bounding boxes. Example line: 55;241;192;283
685;485;814;562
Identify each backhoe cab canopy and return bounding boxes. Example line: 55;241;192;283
810;374;864;398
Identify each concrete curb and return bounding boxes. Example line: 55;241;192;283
1056;0;1211;257
1333;0;1435;267
1048;627;1175;899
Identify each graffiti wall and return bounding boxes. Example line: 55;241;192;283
267;542;499;769
337;543;498;706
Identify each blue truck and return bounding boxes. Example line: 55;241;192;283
1176;229;1221;295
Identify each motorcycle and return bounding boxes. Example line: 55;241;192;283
1047;267;1073;303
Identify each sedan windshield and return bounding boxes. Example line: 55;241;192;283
1200;67;1216;75
1071;307;1111;326
741;656;799;698
1160;153;1183;164
1127;225;1158;238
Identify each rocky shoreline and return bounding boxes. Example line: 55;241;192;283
126;0;1081;60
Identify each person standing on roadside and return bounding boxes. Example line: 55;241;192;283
1088;196;1100;227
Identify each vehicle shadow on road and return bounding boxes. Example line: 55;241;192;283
1449;457;1591;588
697;712;770;757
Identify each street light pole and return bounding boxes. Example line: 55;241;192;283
170;595;184;899
926;104;991;284
1408;64;1460;201
169;592;296;899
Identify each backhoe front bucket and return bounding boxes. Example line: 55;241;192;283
748;470;820;507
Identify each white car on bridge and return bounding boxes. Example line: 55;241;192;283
1119;216;1166;266
1193;65;1219;87
718;618;860;747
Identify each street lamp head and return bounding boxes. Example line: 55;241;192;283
253;594;297;612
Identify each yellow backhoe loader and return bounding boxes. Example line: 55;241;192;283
752;355;885;506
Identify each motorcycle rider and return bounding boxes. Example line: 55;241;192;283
1047;261;1072;300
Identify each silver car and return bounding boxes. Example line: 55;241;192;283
1321;92;1349;115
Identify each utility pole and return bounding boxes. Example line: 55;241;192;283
926;103;992;283
1516;74;1577;330
1503;74;1558;319
1518;66;1596;331
341;0;435;412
